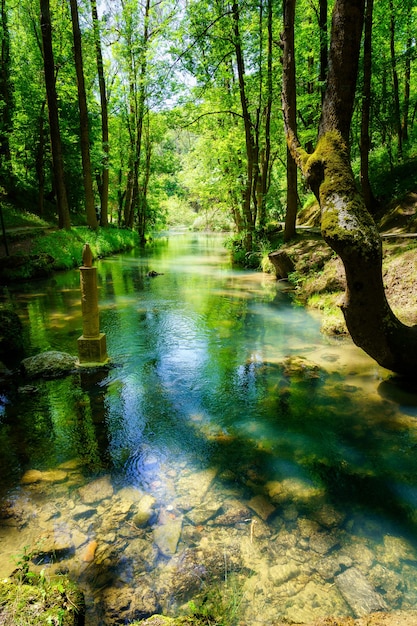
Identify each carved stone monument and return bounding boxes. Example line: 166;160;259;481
77;243;108;364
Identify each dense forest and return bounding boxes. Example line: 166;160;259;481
1;0;417;374
0;0;415;239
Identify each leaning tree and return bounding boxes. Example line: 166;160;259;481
282;0;417;376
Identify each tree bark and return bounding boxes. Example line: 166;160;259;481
282;0;417;375
282;0;297;241
69;0;98;230
257;0;273;230
0;0;13;192
232;0;256;248
360;0;376;212
91;0;109;226
389;0;402;158
36;101;46;215
40;0;71;229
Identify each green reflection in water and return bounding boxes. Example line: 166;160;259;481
4;233;417;619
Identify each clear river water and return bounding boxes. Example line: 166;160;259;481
2;232;417;625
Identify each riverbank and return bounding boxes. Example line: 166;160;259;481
0;220;141;282
273;193;417;336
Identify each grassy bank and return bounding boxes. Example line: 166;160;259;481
263;196;417;336
0;205;141;282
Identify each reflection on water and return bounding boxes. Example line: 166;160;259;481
2;233;417;623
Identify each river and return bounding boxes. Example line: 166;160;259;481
1;231;417;624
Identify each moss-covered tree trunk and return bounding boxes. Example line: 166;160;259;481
282;0;417;375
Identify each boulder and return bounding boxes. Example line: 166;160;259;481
78;476;114;504
153;518;183;556
335;567;388;617
100;585;160;624
21;351;77;379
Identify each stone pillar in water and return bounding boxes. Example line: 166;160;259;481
77;243;108;364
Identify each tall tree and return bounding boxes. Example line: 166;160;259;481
40;0;71;229
388;0;402;158
0;0;13;191
360;0;376;212
91;0;109;226
282;0;297;241
69;0;98;229
282;0;417;375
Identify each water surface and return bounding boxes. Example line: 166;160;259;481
1;232;417;624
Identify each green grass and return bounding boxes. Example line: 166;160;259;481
31;226;141;270
0;198;142;281
1;203;50;229
0;546;85;626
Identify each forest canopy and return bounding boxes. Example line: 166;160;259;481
0;0;416;244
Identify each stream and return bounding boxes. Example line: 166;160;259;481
2;231;417;624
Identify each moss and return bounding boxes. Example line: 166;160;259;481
304;131;380;259
0;575;84;626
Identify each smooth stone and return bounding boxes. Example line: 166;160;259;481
186;499;222;525
133;494;158;528
153;518;182;556
21;469;42;485
40;469;68;483
176;468;217;509
82;540;98;562
269;562;300;585
335;566;388;617
78;476;114;504
247;494;276;521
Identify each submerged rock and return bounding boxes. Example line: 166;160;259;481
133;494;158;528
336;567;388;617
153;518;183;556
21;351;77;379
100;585;160;624
78;475;114;504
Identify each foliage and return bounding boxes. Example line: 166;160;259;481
131;576;243;625
0;212;140;282
0;0;417;247
0;545;84;626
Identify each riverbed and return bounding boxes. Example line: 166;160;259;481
1;232;417;625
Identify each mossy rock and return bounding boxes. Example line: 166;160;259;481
0;575;85;625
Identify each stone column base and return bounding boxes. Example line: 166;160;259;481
77;333;108;364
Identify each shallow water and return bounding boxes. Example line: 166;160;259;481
2;232;417;624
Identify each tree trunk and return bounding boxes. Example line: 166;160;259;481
389;0;402;158
257;0;273;230
282;0;417;375
69;0;98;230
36;100;46;215
40;0;71;229
402;23;412;142
318;0;328;100
282;0;297;241
91;0;109;226
284;147;297;241
0;0;13;192
360;0;376;212
232;0;256;246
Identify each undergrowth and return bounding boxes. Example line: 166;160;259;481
0;545;84;626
